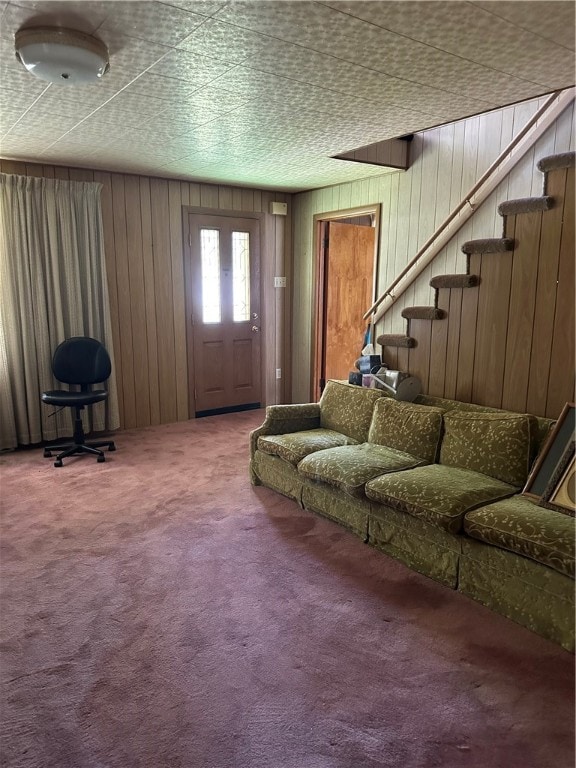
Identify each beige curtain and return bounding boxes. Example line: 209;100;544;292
0;173;120;450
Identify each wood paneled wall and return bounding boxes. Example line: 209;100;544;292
398;165;574;418
0;159;292;428
291;95;575;411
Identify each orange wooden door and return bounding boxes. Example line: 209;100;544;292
323;221;376;383
187;213;261;416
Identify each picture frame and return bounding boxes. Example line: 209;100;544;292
522;402;575;501
539;442;575;516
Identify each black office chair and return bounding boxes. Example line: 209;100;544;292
41;336;116;467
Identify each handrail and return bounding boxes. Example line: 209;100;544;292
364;88;575;324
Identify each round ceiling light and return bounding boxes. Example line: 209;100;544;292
15;27;110;85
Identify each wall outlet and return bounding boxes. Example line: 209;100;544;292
276;368;282;379
274;276;286;288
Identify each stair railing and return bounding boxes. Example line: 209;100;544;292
364;87;575;325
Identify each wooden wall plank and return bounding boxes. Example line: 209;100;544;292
168;179;189;421
69;168;94;182
443;288;463;399
200;183;218;208
0;160;24;173
526;169;566;416
150;177;178;424
407;319;432;392
470;235;514;408
428;288;450;396
124;175;151;427
546;166;575;418
25;163;45;177
218;187;232;209
139;176;161;426
455;254;481;402
501;211;542;412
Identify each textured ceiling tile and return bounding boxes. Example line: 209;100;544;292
121;72;199;101
0;83;44;114
95;29;171;74
0;0;574;191
177;18;271;62
326;1;574;86
157;1;227;17
32;85;124;119
471;1;576;51
99;1;207;47
147;48;236;84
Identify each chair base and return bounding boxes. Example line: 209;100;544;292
44;440;115;467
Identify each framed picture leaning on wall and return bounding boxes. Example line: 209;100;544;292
522;402;576;505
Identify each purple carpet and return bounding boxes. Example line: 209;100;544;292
0;411;573;768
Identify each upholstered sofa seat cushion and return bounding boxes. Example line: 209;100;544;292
298;444;426;498
464;496;576;578
257;429;358;467
368;398;445;463
365;465;516;534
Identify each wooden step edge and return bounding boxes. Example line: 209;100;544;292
537;151;575;173
430;274;480;289
461;237;515;255
401;306;446;321
498;196;554;216
376;334;416;348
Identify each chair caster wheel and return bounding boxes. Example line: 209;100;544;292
108;444;116;452
97;455;105;463
54;460;62;467
44;450;52;458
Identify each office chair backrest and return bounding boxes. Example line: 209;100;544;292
52;336;111;386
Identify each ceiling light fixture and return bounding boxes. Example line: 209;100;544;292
15;27;110;85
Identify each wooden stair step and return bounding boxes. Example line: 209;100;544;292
537;151;575;173
401;306;446;320
498;196;554;216
461;237;514;254
430;273;480;289
376;334;416;348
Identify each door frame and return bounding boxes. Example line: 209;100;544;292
311;204;381;402
183;206;264;417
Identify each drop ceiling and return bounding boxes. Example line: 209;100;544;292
0;0;574;192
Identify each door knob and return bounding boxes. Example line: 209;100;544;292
251;325;260;332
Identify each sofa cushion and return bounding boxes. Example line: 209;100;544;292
365;464;516;534
440;411;533;487
368;398;444;463
298;444;426;498
319;380;384;443
464;496;575;578
257;429;358;466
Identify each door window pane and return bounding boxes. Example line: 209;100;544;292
200;228;221;323
232;231;250;322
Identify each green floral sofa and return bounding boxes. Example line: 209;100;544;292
250;380;575;651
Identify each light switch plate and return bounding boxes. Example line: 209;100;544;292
274;276;286;288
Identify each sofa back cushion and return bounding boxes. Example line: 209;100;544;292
368;398;445;463
319;380;384;443
417;393;552;462
440;411;533;487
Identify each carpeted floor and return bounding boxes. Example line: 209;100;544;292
0;410;574;768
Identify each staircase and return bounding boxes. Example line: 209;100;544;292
377;152;575;419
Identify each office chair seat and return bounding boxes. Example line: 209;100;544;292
42;389;109;406
41;336;116;467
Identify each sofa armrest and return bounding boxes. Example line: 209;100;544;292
249;403;321;459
